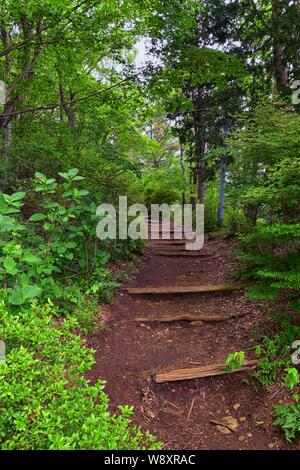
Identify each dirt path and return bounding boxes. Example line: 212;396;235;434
87;234;295;450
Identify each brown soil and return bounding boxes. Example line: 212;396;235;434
87;235;300;450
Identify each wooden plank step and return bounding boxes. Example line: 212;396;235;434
151;240;187;245
127;284;246;295
157;252;217;258
155;360;257;383
149;229;195;233
135;311;250;323
152;246;198;250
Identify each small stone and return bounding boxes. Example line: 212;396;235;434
239;435;245;442
233;403;241;411
145;409;156;419
191;321;204;327
239;417;247;422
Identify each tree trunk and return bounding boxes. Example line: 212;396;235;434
193;89;206;204
197;155;206;204
180;143;187;205
1;121;12;189
272;0;288;93
217;155;227;225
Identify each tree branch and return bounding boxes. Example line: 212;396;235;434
0;77;134;118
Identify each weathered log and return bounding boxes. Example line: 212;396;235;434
157;252;217;258
155;360;257;384
135;311;249;323
127;284;246;295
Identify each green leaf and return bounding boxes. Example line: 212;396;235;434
10;192;26;202
68;168;79;177
28;213;47;222
35;172;46;179
73;176;85;181
0;215;25;232
22;252;41;264
0;194;8;213
3;257;18;276
8;285;42;305
58;172;69;180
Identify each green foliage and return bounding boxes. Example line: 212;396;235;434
72;295;103;335
223;205;247;236
0;170;139;317
0;297;161;450
284;368;300;390
253;313;300;441
254;313;300;387
274;395;300;442
203;183;219;233
225;351;245;372
142;167;183;207
238;223;300;301
230;103;300;304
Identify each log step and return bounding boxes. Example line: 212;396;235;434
157;252;216;258
135;311;249;323
155;360;257;383
127;284;246;295
151;241;188;245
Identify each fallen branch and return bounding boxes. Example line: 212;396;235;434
187;397;196;422
155;360;257;384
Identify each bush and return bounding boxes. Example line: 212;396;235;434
0;169;141;313
238;224;300;303
252;312;300;441
0;297;161;450
274;396;300;442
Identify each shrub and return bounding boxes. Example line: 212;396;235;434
274;396;300;442
0;296;161;450
252;312;300;441
238;224;300;303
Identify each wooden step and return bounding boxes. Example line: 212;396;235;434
135;311;250;323
127;284;246;295
155;360;257;383
150;240;187;245
157;252;216;258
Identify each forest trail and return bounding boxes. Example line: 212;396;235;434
87;229;293;450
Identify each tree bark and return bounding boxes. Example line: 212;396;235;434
272;0;288;93
180;143;187;205
217;155;227;225
1;120;11;189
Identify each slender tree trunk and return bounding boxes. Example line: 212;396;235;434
68;90;75;132
180;143;187;205
59;83;65;122
217;155;227;226
1;83;13;189
272;0;288;93
2;121;11;188
198;150;206;204
193;87;206;204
